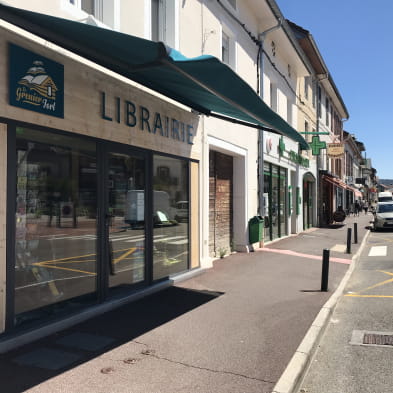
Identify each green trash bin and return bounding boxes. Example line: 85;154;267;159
249;215;264;243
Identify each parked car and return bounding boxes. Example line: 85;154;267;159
377;192;393;202
373;202;393;230
174;201;189;222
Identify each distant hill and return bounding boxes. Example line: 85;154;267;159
379;179;393;186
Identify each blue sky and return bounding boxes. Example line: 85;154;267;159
276;0;392;179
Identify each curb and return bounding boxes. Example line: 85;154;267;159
271;228;370;393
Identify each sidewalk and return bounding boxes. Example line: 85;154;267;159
0;213;371;393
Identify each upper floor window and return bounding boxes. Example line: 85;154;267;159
69;0;119;30
312;79;316;108
221;26;236;69
325;98;330;126
81;0;94;14
317;86;322;118
222;31;230;64
151;0;178;49
304;76;310;100
69;0;96;16
270;81;277;112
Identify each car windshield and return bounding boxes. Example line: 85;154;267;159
377;204;393;213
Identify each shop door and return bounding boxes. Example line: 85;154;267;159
104;147;148;294
209;151;233;257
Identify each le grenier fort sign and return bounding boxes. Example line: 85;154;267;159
9;44;64;118
101;92;194;145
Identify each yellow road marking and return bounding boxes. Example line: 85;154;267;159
41;259;97;265
345;270;393;298
349;278;393;294
34;262;96;276
113;248;136;265
30;247;141;275
346;295;393;298
36;252;96;265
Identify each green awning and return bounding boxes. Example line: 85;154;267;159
0;3;309;149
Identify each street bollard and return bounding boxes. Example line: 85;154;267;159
346;227;352;254
321;248;330;292
354;223;358;244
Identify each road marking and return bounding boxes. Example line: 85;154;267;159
346;295;393;298
330;244;347;253
260;248;351;264
114;248;137;264
368;246;387;256
33;262;95;276
345;270;393;298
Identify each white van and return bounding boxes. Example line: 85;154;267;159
378;192;393;202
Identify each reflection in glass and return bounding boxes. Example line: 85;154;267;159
107;153;145;289
279;168;287;237
263;163;270;240
153;156;189;280
271;165;279;240
15;127;97;324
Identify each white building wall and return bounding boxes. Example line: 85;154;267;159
3;0;312;262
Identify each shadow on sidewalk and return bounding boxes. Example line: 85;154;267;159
0;286;223;393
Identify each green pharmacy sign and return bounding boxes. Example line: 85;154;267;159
9;43;64;118
309;136;326;156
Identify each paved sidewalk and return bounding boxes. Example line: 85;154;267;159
0;213;371;393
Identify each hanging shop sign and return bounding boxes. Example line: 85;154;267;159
9;43;64;118
327;143;344;158
101;92;194;145
309;136;326;156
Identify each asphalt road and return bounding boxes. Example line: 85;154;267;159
0;213;370;393
298;227;393;393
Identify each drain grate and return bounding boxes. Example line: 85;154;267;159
351;330;393;348
363;333;393;346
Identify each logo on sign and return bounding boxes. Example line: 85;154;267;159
266;137;272;154
9;44;64;118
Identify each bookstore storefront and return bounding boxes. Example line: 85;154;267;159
0;27;201;339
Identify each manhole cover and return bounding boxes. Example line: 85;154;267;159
363;334;393;346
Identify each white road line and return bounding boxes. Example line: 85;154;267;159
368;246;387;257
154;236;186;242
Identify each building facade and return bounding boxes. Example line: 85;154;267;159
0;0;361;348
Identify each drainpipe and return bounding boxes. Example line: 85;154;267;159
257;20;282;236
315;74;328;226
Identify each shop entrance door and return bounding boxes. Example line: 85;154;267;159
104;147;148;294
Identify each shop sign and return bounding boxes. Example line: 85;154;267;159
289;151;309;168
278;136;309;168
9;43;64;118
309;136;326;156
101;92;194;145
266;137;272;154
327;143;344;158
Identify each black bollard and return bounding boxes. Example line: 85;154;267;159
346;227;352;254
354;223;358;244
321;249;330;292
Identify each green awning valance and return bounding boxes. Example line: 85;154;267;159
0;3;309;149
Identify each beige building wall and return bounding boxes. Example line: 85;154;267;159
297;76;318;153
0;23;201;160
